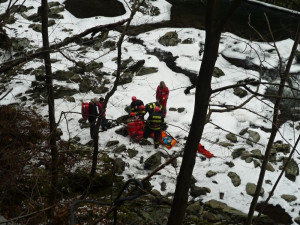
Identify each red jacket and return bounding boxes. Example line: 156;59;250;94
156;86;169;100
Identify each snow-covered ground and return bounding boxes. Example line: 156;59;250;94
1;0;300;223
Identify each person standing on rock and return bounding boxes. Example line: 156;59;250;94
156;81;169;116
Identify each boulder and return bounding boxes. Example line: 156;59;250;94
144;152;161;170
226;133;237;143
212;67;225;78
233;87;248;98
281;194;297;202
227;172;241;187
190;185;211;197
158;31;180;46
284;158;299;182
246;182;264;196
231;148;245;159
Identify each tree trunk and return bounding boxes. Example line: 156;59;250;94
41;0;58;218
167;1;241;224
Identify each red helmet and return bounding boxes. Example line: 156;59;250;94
139;105;145;110
132;96;137;101
130;112;136;117
155;106;160;112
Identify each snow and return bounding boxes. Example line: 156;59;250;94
1;0;300;223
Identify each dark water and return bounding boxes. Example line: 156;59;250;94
63;0;300;40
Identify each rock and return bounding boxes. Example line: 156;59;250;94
266;163;275;172
93;85;109;94
182;38;194;44
113;144;126;153
169;107;177;111
206;170;217;177
284;158;299;181
160;181;166;191
186;201;203;215
106;140;119;147
281;194;297;202
247;130;261;143
115;127;128;137
118;72;133;85
231;148;245;159
53;86;77;99
29;23;42;32
70;74;82;82
127;148;138;158
246;182;264;196
225;161;235;168
124;59;145;73
253;159;260;168
227;172;241;187
256;202;293;225
144;152;161;170
177;107;185;113
79;79;92;92
226;133;237;143
64;96;75;102
114;158;125;174
219;142;234;147
53;70;75;81
212;67;225;78
241;151;251;160
158;31;180;46
233;87;247;98
136;66;158;76
190;185;211;197
203;200;248;223
103;40;116;50
85;61;103;72
239;128;248;135
272;143;290;155
294;217;300;225
251;149;263;159
11;37;30;51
